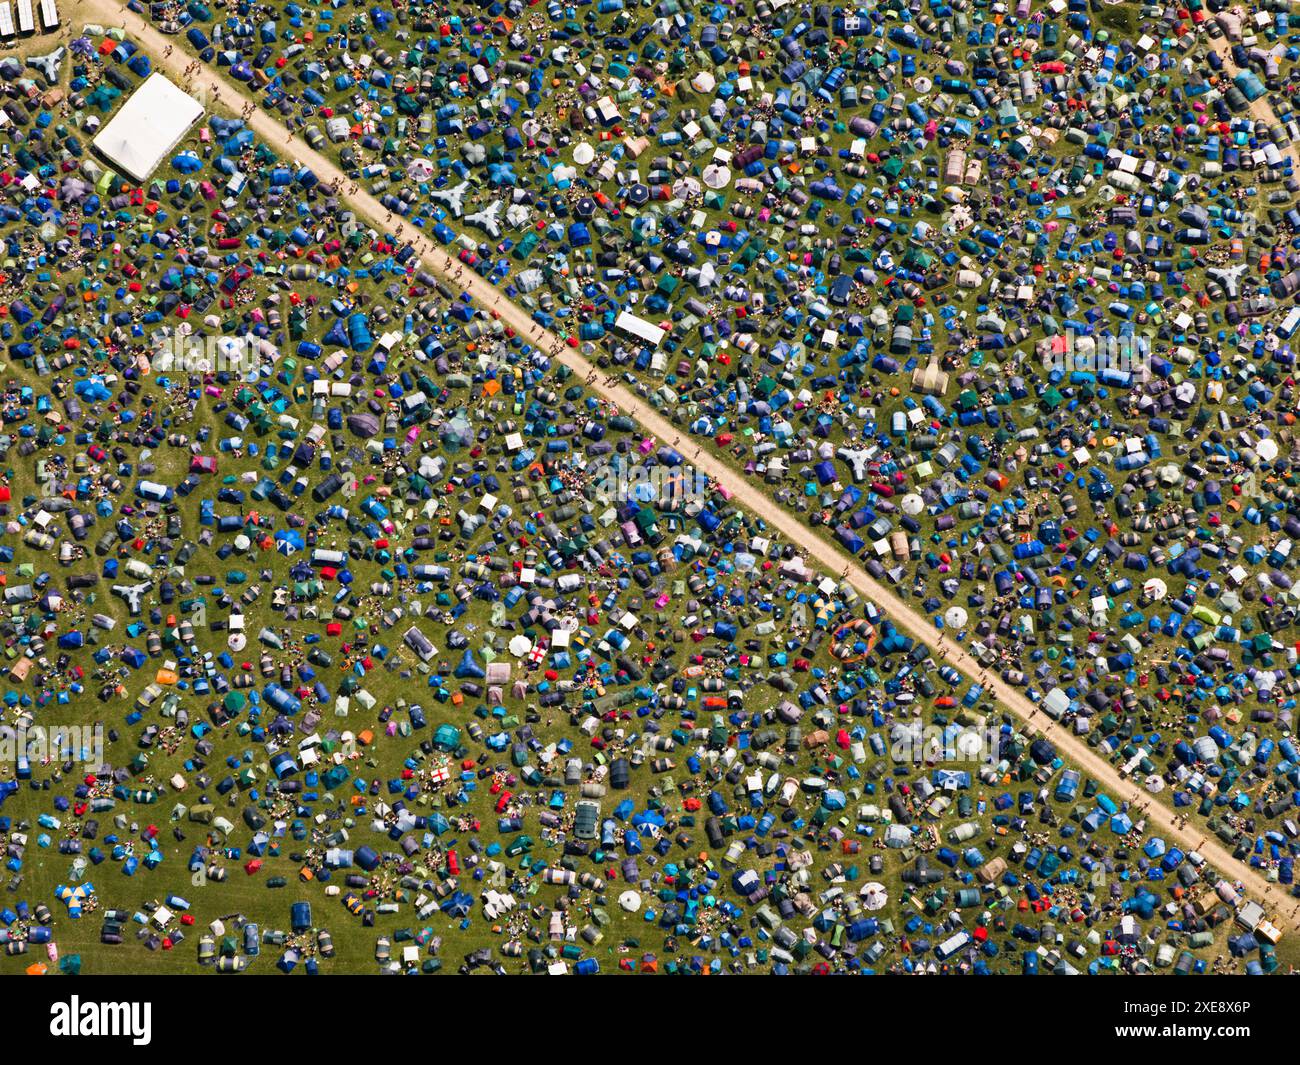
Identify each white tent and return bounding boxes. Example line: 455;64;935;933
672;176;701;200
691;71;716;94
91;73;204;183
702;163;731;189
860;882;888;910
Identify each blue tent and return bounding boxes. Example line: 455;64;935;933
275;529;305;556
454;649;485;679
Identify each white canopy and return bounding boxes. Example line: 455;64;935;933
92;73;204;183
